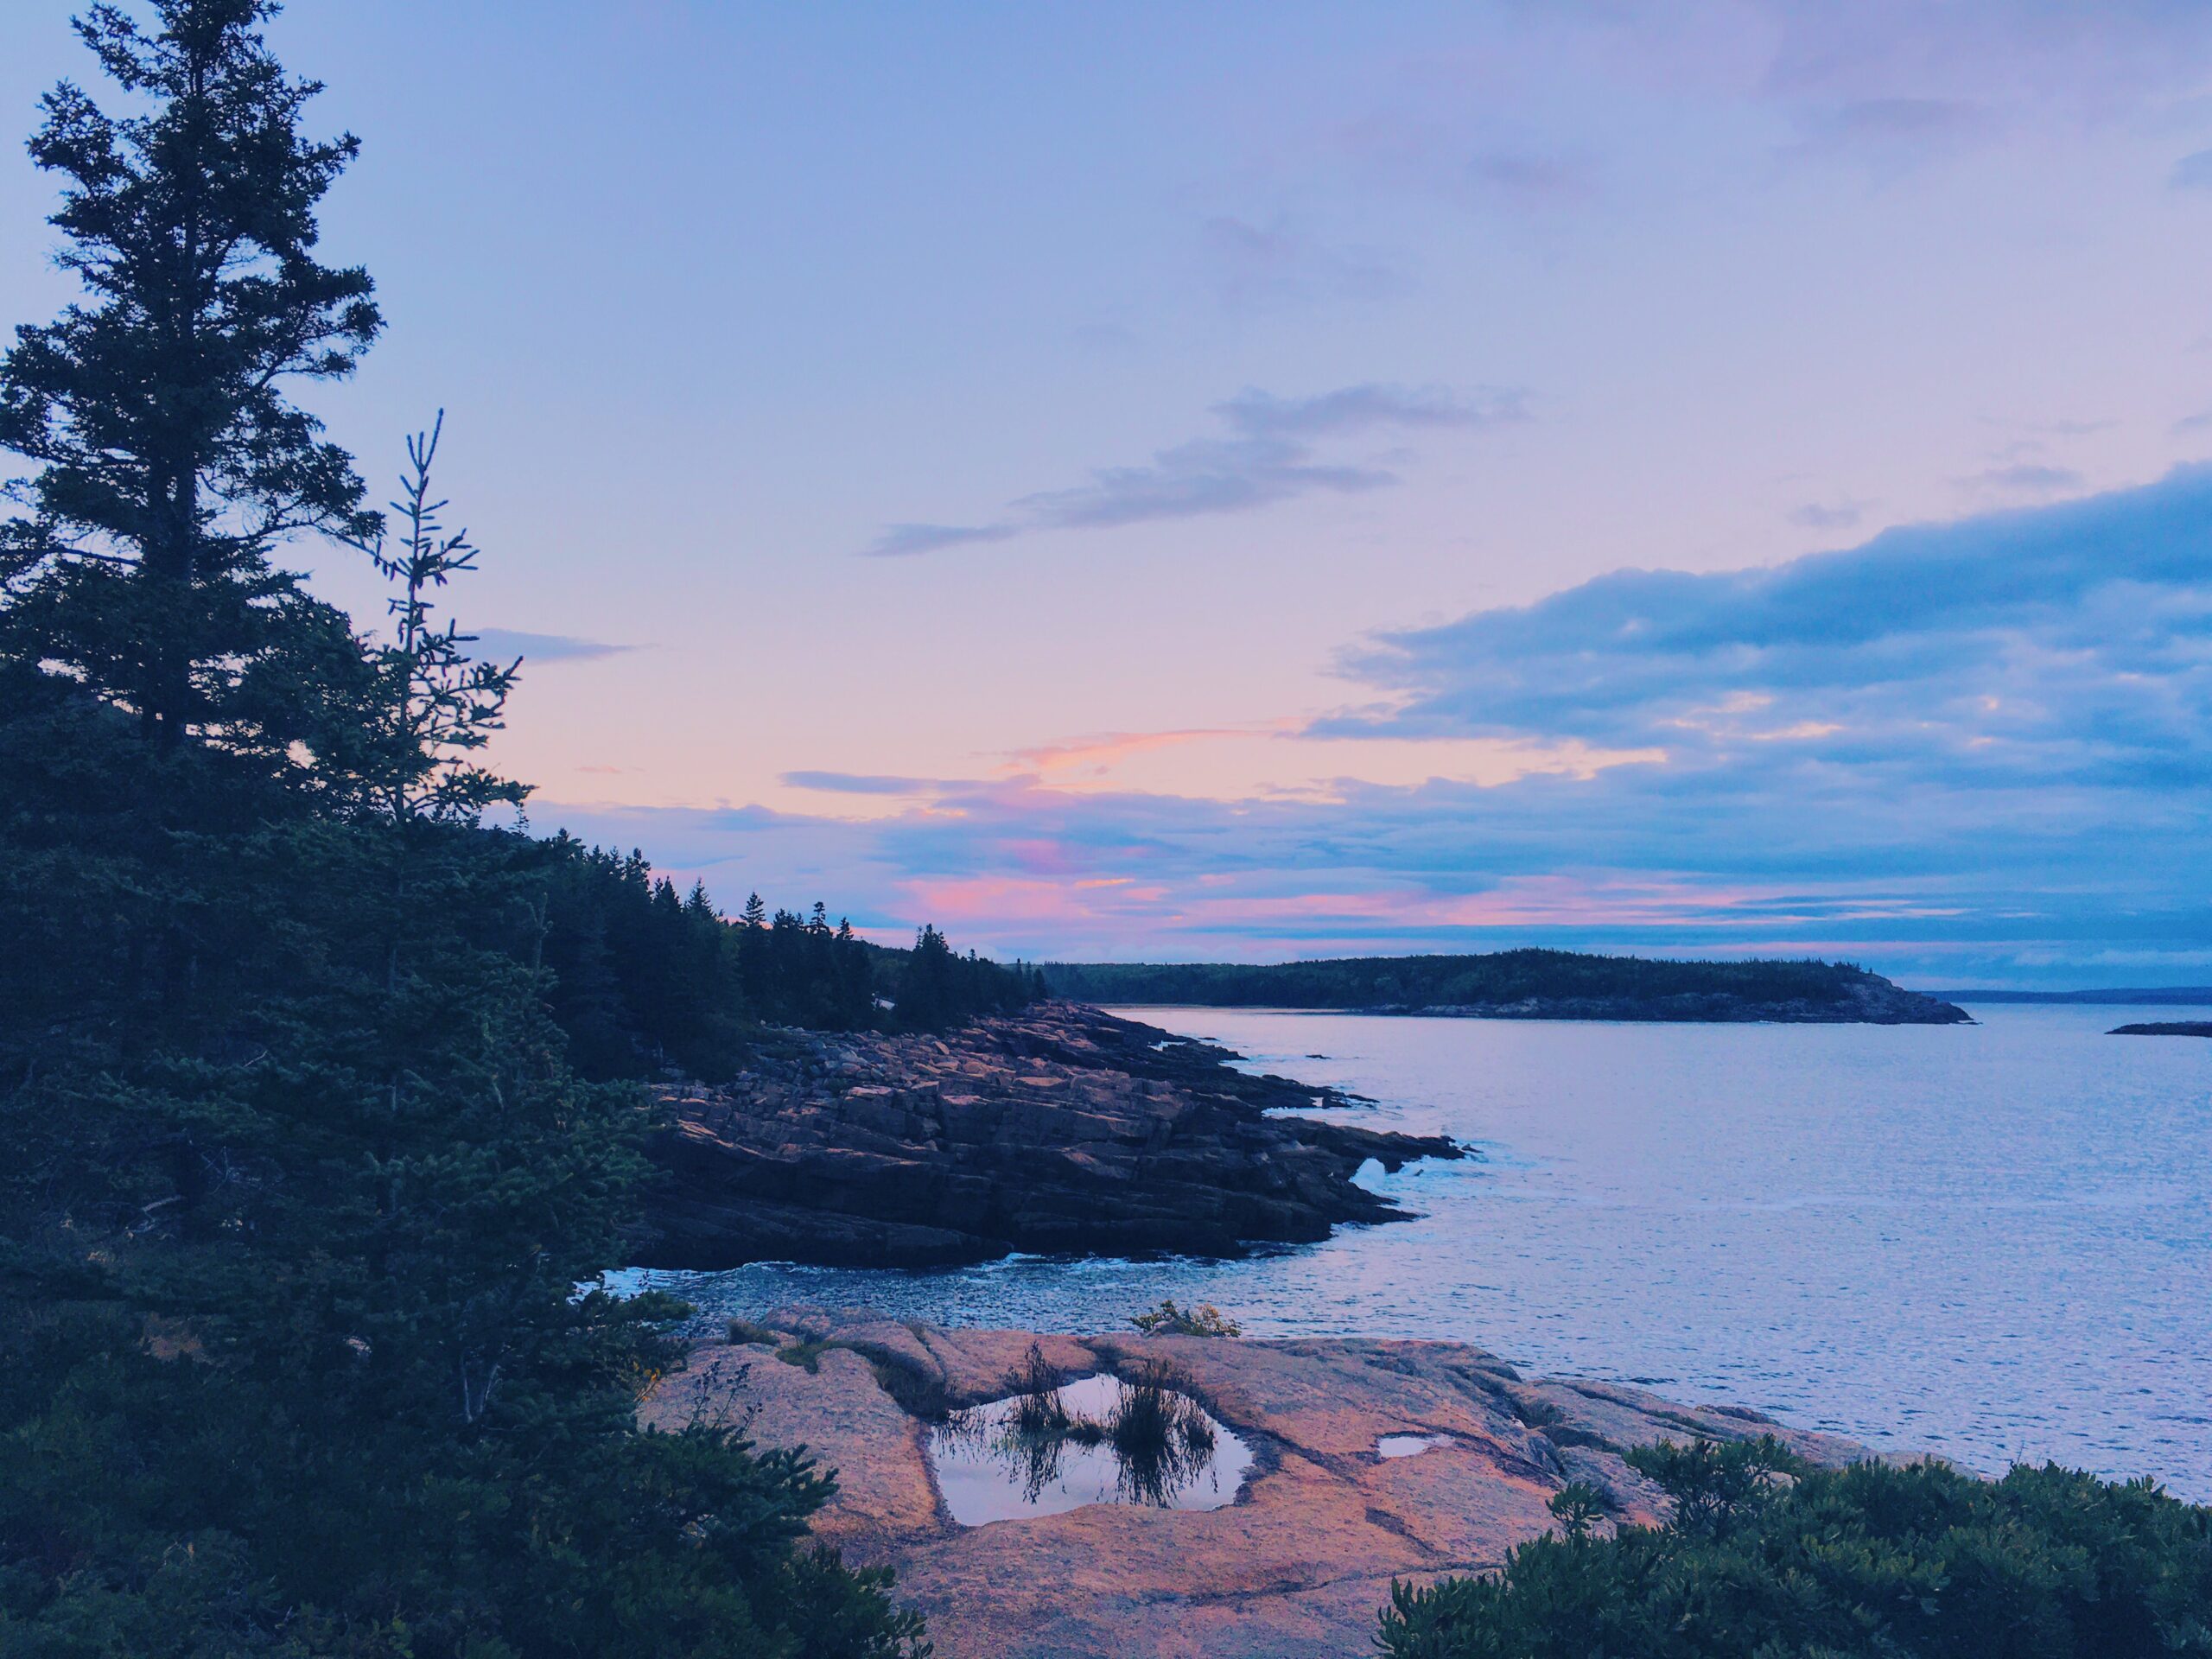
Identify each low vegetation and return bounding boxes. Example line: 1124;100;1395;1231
1004;1344;1077;1438
1378;1438;2212;1658
1129;1298;1243;1338
1108;1361;1217;1465
955;1350;1224;1510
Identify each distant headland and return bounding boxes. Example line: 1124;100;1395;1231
1039;949;1971;1026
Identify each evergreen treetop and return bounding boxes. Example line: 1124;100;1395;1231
1;0;381;758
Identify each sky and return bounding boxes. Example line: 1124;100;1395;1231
3;1;2210;988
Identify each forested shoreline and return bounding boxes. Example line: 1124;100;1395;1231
1041;949;1970;1024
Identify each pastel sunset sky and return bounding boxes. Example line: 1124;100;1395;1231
5;2;2209;985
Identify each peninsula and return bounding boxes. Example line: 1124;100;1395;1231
1041;949;1972;1024
637;1002;1459;1269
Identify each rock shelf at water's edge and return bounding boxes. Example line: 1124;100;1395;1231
635;1002;1460;1268
642;1308;1900;1659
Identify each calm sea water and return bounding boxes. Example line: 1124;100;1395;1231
633;1005;2212;1500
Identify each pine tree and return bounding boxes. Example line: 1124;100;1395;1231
0;8;928;1654
348;412;524;823
0;0;381;760
899;924;957;1031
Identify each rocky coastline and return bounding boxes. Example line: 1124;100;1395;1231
643;1307;1893;1659
635;1003;1459;1269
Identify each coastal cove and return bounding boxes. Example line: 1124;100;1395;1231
631;1004;2212;1502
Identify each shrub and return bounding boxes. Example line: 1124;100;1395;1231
862;1356;955;1422
1128;1299;1243;1338
1377;1448;2212;1658
1545;1482;1607;1541
775;1338;833;1373
1107;1362;1218;1507
1003;1343;1071;1437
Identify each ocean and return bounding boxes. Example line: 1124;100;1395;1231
628;1003;2211;1500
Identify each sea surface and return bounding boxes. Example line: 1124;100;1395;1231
632;1004;2212;1500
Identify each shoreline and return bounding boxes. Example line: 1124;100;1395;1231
644;1307;1897;1659
636;1002;1461;1270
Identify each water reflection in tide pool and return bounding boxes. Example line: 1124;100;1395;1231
926;1373;1253;1524
630;1006;2212;1500
1376;1434;1450;1459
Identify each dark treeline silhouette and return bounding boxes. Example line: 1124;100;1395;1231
538;840;1039;1082
0;5;927;1655
876;922;1046;1037
1041;948;1948;1019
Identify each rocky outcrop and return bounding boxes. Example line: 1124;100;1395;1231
642;1308;1897;1659
635;1003;1460;1269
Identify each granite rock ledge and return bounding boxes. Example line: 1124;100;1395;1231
642;1308;1895;1659
634;1002;1460;1268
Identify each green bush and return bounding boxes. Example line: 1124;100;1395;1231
1128;1299;1243;1338
1378;1440;2212;1659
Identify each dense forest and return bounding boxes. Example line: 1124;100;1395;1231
536;840;1040;1082
0;4;954;1653
1042;948;1964;1021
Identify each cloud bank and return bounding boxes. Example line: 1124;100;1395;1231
571;471;2212;987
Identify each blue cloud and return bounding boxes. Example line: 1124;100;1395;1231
2171;148;2212;192
473;628;633;663
863;522;1016;558
861;382;1524;552
1342;467;2212;762
1199;216;1406;310
1959;461;2082;493
1788;501;1863;531
1212;383;1524;438
779;771;943;795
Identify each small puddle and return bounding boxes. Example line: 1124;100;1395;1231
927;1372;1254;1525
1376;1433;1451;1459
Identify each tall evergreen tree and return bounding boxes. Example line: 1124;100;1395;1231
0;8;928;1655
0;0;382;764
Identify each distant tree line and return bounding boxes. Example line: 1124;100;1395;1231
1041;949;1892;1012
538;840;1041;1081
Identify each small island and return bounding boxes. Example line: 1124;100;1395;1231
1042;949;1972;1025
2110;1020;2212;1037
